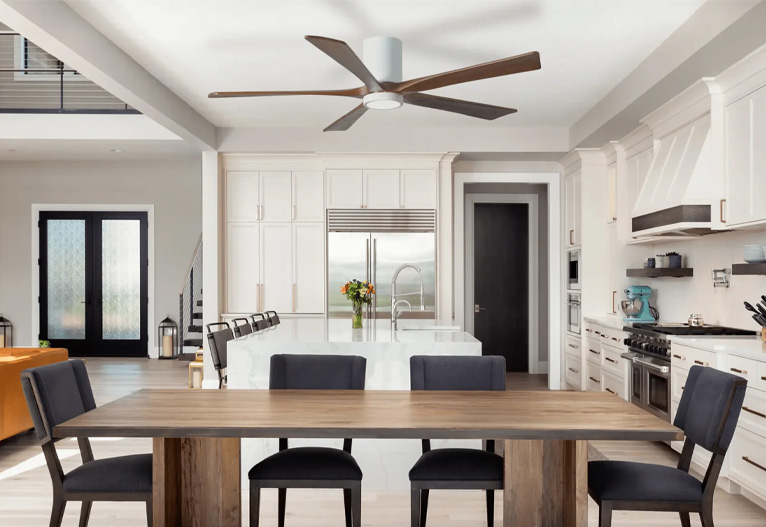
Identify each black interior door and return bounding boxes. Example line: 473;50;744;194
39;211;148;357
473;203;529;372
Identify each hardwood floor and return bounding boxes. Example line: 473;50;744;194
1;359;765;526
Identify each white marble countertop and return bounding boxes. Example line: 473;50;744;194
583;315;627;331
234;318;478;344
669;335;766;362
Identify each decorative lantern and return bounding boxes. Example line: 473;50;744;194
188;360;204;389
158;316;178;360
0;314;12;348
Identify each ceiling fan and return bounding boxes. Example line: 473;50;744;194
209;35;541;132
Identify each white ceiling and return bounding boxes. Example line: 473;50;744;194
0;139;199;161
63;0;706;130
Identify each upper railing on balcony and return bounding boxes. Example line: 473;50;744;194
0;32;140;114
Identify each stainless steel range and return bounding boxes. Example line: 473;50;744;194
622;323;755;422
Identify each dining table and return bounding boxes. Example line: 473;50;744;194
54;388;682;527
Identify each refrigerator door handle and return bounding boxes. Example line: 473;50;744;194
366;238;371;319
372;238;377;317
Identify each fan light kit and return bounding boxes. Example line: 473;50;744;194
210;35;541;131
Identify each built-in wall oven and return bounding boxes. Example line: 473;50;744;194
566;293;581;334
567;249;580;290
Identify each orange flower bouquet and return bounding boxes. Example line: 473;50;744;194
341;279;375;328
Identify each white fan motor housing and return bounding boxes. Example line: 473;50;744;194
363;36;402;82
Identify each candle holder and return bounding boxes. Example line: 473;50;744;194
0;314;12;348
158;316;178;360
188;361;204;389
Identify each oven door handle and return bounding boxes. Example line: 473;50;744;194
634;358;670;374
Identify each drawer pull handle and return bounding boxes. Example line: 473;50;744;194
585;328;592;333
730;367;747;375
568;344;577;348
594;331;601;336
589;349;600;355
568;368;579;374
605;388;617;395
673;354;686;360
743;406;766;419
743;456;766;473
605;357;618;364
589;376;601;384
694;360;708;366
681;385;685;391
762;376;766;381
611;337;619;342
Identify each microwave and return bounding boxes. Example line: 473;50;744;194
568;249;580;290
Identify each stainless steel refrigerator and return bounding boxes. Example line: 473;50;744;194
327;209;436;319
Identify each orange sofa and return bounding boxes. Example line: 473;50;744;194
0;348;68;441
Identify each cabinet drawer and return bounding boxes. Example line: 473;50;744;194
730;427;766;500
670;345;715;370
565;354;582;390
672;366;691;403
602;371;624;399
586;339;602;365
599;326;626;347
759;362;766;392
601;346;624;377
725;355;758;385
583;325;598;338
565;335;581;356
740;387;766;438
586;362;602;392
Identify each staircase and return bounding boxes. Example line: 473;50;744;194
178;238;203;361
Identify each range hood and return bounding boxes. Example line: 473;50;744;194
631;80;724;238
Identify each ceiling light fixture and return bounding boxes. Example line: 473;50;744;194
362;92;403;110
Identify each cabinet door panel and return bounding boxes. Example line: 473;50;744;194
227;223;260;312
364;169;401;209
260;223;293;313
725;96;752;225
293;223;325;314
292;171;325;222
327;169;363;209
401;169;437;209
260;171;292;222
751;87;766;221
226;171;259;222
606;163;617;223
573;170;581;245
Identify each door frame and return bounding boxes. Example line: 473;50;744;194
465;194;539;374
31;204;156;357
454;172;561;390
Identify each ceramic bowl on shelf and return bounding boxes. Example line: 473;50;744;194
744;244;766;263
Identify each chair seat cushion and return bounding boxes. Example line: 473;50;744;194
248;447;363;481
409;448;503;482
589;461;703;503
63;454;152;493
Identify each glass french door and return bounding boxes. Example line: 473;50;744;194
39;211;148;357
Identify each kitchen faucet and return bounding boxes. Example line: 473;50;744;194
391;263;425;330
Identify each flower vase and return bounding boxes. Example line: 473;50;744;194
351;301;363;329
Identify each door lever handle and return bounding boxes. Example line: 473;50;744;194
474;304;486;313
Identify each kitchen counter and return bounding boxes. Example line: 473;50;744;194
669;335;766;362
584;315;627;331
228;317;482;491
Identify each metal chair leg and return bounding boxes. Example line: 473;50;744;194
344;488;352;527
249;484;260;527
277;488;286;527
49;495;66;527
599;502;612;527
420;489;429;527
410;487;420;527
79;501;92;527
680;512;691;527
486;489;494;527
352;482;362;527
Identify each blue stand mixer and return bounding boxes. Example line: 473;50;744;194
621;285;657;323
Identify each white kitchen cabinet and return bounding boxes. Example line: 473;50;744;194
226;222;260;312
364;170;401;209
724;85;766;226
226;171;259;222
606;162;617;224
626;148;653;215
259;171;293;222
605;222;618;315
260;223;293;313
565;169;581;246
565;352;583;390
292;171;325;222
292;223;325;313
327;169;364;209
401;169;437;209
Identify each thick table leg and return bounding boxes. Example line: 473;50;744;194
503;439;587;527
153;437;241;527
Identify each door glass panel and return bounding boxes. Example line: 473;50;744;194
47;220;86;339
647;372;669;413
101;220;141;340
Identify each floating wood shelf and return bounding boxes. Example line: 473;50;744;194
626;268;694;278
732;263;766;275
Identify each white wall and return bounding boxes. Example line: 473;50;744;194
0;157;201;352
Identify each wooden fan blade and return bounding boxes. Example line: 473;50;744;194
209;87;366;98
403;93;516;120
393;51;541;93
305;35;382;92
324;104;368;132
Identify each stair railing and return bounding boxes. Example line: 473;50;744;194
179;236;203;355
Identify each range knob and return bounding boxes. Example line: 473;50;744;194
623;337;631;346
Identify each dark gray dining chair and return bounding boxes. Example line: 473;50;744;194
250;313;268;332
264;310;281;327
20;360;152;527
248;354;366;527
589;365;747;527
408;355;506;527
232;317;254;337
206;322;233;389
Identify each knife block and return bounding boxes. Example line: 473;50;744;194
762;328;766;344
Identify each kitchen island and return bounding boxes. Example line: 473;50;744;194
228;318;482;490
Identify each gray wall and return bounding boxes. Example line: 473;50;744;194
463;182;550;365
0;158;201;350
